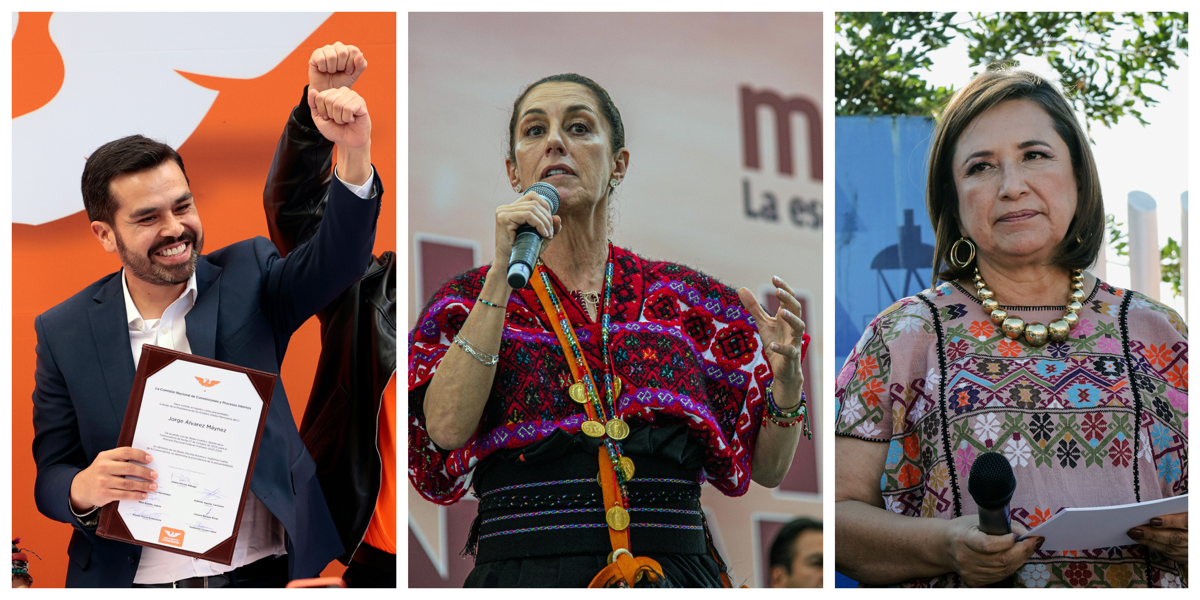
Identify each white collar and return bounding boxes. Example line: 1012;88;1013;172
121;268;199;328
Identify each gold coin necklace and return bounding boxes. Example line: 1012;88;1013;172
534;248;633;480
530;247;639;543
588;257;633;534
974;267;1084;346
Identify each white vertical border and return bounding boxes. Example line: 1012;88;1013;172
2;14;15;580
396;10;410;589
820;7;837;590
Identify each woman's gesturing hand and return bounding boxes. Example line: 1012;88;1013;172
494;190;562;271
946;516;1042;587
1130;511;1187;566
738;276;806;399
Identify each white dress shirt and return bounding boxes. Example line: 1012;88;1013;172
122;270;288;584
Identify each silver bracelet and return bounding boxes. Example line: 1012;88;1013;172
453;334;499;366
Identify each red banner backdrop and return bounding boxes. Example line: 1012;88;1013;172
11;12;395;587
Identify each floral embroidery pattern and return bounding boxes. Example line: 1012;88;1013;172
1064;563;1093;587
835;282;1187;587
1020;563;1051;587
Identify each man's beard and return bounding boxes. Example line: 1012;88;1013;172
115;228;203;286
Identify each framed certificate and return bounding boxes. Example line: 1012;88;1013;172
97;345;275;565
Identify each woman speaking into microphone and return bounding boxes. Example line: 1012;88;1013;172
834;68;1187;588
409;73;810;587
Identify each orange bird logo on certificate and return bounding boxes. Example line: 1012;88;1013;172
159;527;185;546
195;377;220;388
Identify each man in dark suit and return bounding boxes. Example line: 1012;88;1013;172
30;62;381;587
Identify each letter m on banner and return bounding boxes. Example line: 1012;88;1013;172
739;86;822;181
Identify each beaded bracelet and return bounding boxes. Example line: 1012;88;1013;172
764;412;807;428
765;388;805;419
477;297;506;309
762;389;811;437
453;334;499;366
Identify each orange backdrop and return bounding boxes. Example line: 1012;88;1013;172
11;12;396;586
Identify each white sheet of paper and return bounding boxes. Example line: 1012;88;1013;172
117;360;263;554
1018;495;1188;551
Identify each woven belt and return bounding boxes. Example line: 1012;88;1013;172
471;450;706;566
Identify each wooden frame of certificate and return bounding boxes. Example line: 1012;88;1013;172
96;344;275;565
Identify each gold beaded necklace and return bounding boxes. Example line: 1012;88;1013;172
974;268;1085;346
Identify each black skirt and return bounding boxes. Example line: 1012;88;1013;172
462;425;728;587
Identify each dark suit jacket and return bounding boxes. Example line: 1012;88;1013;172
31;170;382;587
265;95;397;562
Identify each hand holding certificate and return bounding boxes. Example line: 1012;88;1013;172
69;447;159;512
97;345;275;565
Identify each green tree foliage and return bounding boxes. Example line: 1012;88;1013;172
1160;237;1182;298
836;12;1188;300
1107;214;1130;257
836;12;1188;127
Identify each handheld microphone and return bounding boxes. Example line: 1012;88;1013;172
968;451;1017;587
968;451;1016;535
506;182;560;289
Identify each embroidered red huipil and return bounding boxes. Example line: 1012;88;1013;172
409;246;774;504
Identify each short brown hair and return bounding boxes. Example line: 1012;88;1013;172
81;135;189;224
927;67;1104;286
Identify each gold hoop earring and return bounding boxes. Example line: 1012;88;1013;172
949;237;976;269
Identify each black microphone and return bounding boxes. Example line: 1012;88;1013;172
968;451;1017;587
506;182;560;289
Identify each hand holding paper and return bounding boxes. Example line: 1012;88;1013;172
1018;495;1188;553
1128;511;1188;566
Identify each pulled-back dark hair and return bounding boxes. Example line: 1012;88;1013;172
82;134;189;224
506;73;625;162
927;67;1104;286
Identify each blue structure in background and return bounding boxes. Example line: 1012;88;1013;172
834;571;858;588
834;116;937;588
835;115;937;366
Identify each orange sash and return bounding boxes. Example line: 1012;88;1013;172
528;264;662;587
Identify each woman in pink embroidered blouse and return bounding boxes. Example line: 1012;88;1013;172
834;68;1188;588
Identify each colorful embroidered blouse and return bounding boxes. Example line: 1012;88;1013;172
835;280;1188;588
410;245;773;505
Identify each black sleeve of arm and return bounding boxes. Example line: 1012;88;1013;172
263;85;336;256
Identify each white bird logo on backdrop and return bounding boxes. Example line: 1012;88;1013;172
12;12;331;225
